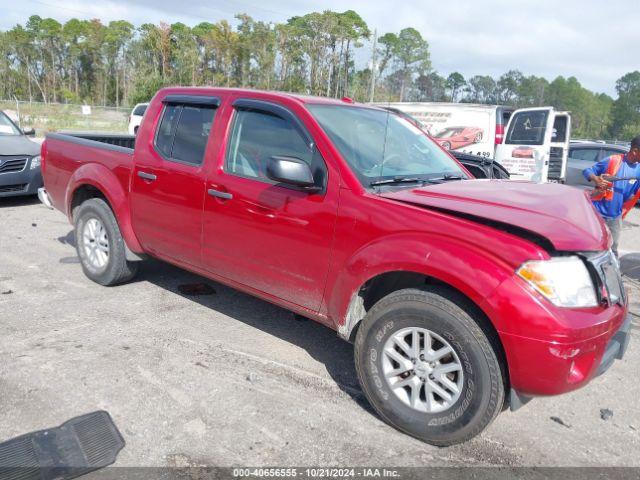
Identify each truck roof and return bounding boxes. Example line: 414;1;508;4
157;86;371;108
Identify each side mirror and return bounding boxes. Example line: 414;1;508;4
22;127;35;136
266;155;318;190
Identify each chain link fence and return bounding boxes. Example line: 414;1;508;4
0;100;130;136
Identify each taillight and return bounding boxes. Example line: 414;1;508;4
40;141;47;175
495;124;505;144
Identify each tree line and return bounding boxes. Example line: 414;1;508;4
0;11;638;139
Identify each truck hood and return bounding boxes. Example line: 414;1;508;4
379;180;609;252
0;135;40;156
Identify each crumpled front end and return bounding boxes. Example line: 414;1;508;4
482;250;629;397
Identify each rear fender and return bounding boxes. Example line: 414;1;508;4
65;163;143;253
328;233;518;339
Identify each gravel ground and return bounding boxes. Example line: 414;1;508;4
1;195;639;468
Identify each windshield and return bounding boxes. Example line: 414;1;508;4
308;105;467;187
0;111;21;136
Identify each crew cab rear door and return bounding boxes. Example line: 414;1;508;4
494;107;555;182
130;94;220;266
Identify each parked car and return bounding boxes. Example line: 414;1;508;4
433;126;484;150
128;103;149;135
566;142;630;188
0;110;42;197
39;87;630;446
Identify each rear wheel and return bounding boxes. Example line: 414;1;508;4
441;141;451;150
354;288;505;446
74;198;139;286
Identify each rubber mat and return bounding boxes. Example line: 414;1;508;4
0;411;125;480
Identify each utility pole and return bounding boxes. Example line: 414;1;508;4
369;29;377;103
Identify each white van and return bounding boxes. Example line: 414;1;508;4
494;107;571;183
379;103;571;183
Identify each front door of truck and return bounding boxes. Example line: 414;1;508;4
201;99;339;312
494;107;555;182
130;95;220;266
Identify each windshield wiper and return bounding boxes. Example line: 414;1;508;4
430;174;465;182
370;177;425;187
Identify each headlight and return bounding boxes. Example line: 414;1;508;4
30;155;41;170
516;256;598;308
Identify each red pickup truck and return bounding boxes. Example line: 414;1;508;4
39;87;630;446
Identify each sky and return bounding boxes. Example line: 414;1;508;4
1;0;637;97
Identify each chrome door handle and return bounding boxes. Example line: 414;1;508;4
208;188;233;200
137;171;157;181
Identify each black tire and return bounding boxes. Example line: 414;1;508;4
134;126;139;135
441;141;451;150
74;198;139;286
354;287;505;446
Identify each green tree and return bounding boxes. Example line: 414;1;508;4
414;72;447;102
446;72;465;102
393;27;430;101
465;75;496;103
609;71;640;139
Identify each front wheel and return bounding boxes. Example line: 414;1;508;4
74;198;139;286
354;288;505;446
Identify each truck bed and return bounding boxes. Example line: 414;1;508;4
53;132;136;150
43;132;135;215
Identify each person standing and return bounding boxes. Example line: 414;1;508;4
583;136;640;257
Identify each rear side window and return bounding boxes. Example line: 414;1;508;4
602;149;625;159
570;148;599;162
133;104;147;116
225;109;313;180
505;111;548;145
154;104;216;166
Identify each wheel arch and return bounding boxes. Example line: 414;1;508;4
66;164;143;253
342;269;510;394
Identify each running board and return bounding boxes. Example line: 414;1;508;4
0;411;125;480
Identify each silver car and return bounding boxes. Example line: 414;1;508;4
566;142;630;188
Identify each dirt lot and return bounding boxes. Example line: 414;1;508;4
1;195;639;468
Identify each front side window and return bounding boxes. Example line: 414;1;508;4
226;109;314;180
308;105;466;186
0;112;21;136
154;104;216;166
505;111;549;145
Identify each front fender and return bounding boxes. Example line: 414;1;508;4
65;163;143;253
327;232;521;338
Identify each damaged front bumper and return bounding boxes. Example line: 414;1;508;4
510;312;632;411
